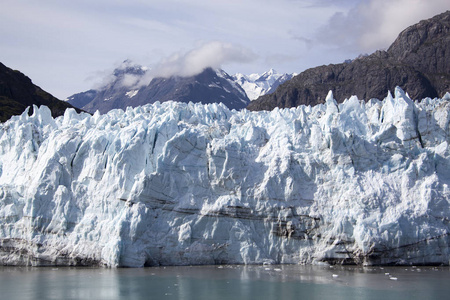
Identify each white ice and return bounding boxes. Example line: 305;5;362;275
1;87;450;267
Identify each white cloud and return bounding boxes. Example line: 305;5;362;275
316;0;450;52
149;41;256;78
90;42;257;90
119;74;141;88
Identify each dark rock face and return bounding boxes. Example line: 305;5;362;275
134;68;249;111
73;67;249;114
387;10;450;94
248;11;450;111
0;62;80;122
266;73;295;95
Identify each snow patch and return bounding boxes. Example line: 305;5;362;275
125;90;139;98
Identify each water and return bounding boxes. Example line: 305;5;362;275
1;265;449;300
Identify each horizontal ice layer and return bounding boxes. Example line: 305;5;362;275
1;87;450;267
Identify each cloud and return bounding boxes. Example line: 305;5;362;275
264;53;301;66
316;0;450;52
289;31;314;49
91;42;257;90
118;74;141;88
88;60;147;90
149;41;256;79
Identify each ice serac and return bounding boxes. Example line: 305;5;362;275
1;87;450;267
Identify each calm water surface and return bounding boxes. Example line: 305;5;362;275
1;264;449;300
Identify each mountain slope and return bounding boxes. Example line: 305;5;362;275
132;68;249;111
69;64;250;114
66;89;98;109
387;10;450;94
248;10;450;111
0;62;80;122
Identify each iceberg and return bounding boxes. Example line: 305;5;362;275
1;87;450;267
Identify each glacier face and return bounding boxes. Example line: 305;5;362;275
1;87;450;267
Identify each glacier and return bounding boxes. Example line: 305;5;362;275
1;87;450;267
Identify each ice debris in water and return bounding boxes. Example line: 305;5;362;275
1;87;450;267
389;277;398;281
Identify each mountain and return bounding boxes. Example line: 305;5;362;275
0;62;80;122
2;88;450;267
232;69;295;100
247;10;450;111
68;62;250;114
66;89;98;109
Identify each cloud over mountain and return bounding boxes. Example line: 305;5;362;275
316;0;450;51
115;42;257;88
150;41;256;78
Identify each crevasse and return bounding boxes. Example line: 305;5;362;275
1;87;450;267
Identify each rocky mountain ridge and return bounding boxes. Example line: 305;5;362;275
0;62;80;122
248;10;450;111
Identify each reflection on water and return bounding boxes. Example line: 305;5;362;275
1;264;449;300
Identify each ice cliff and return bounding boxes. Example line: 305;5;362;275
1;87;450;267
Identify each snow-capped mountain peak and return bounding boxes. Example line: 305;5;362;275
232;69;295;101
256;68;277;81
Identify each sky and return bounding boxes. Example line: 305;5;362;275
1;0;449;99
